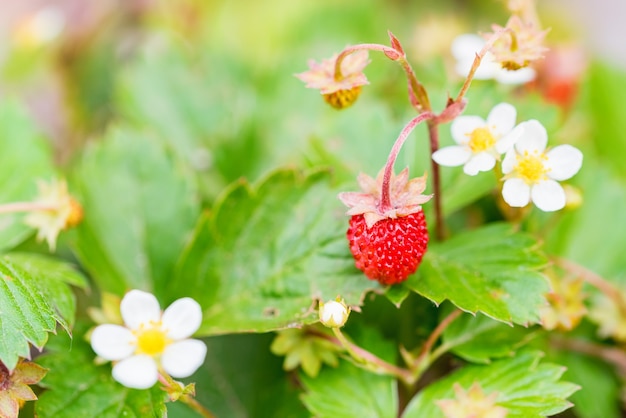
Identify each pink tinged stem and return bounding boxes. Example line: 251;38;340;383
334;43;397;81
379;112;435;213
454;27;510;103
333;43;432;112
0;202;58;214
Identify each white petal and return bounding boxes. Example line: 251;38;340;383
161;340;207;378
112;355;159;389
495;123;524;154
545;145;583;181
432;146;472;167
501;149;517;174
463;153;496;176
515;120;548;154
451;34;484;60
121;290;161;330
502;178;531;207
487;103;516;136
531;180;566;212
91;325;135;361
162;298;203;340
451;116;486;144
494;67;536;84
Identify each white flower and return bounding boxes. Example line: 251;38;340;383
319;299;350;328
91;290;206;389
432;103;522;175
501;120;583;212
451;34;536;85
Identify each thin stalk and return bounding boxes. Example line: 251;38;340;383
334;43;398;80
551;336;626;377
555;257;626;317
312;328;414;384
415;309;462;363
181;396;217;418
0;202;56;214
379;112;435;213
333;43;431;112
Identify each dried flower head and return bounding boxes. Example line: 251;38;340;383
295;50;370;109
437;382;508;418
0;360;47;418
487;15;549;71
24;179;83;251
338;168;432;228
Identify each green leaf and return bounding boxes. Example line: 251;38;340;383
0;254;83;370
177;333;308;418
171;168;378;334
551;348;621;418
300;350;397;418
72;128;199;299
402;351;578;418
35;323;167;418
405;223;549;325
442;310;537;363
0;100;56;252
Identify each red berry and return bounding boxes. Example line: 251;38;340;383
346;211;429;285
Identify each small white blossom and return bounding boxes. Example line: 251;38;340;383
91;290;206;389
319;299;350;328
451;34;536;85
433;103;522;175
501;120;583;212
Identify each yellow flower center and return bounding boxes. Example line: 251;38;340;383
134;325;171;356
323;86;362;109
515;151;548;184
467;127;496;153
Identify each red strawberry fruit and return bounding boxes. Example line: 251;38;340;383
339;168;432;285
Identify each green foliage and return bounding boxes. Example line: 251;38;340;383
406;223;549;325
300;359;398;418
71;128;199;299
0;254;84;370
0;101;55;252
442;310;536;363
35;323;167;418
171;168;378;335
402;351;579;417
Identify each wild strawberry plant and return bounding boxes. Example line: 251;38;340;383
0;0;625;417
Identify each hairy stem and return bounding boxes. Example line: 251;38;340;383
379;112;435;213
454;27;509;103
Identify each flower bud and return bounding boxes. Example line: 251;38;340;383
318;299;350;328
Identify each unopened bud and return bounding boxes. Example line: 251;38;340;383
319;299;350;328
